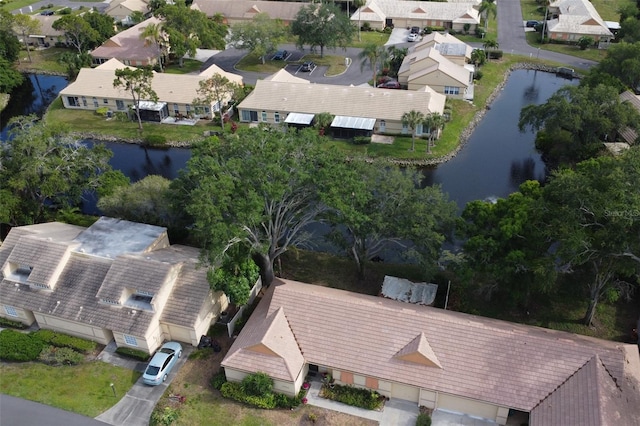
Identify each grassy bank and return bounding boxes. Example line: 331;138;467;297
0;362;141;417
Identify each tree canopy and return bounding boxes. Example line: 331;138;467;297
0;11;21;64
0;116;113;226
228;13;288;64
586;42;640;91
172;127;351;285
113;67;158;131
52;15;99;54
541;148;640;325
193;74;241;127
326;160;456;278
157;3;227;66
291;3;354;57
518;83;640;166
13;14;40;62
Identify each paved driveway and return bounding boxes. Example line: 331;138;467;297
95;346;192;426
0;394;109;426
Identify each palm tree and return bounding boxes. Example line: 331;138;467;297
470;48;486;67
140;22;165;72
423;112;445;154
482;39;499;50
353;0;366;41
358;43;387;86
402;110;425;152
478;0;497;31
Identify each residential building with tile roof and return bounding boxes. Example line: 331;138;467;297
398;45;474;99
90;17;163;67
13;15;65;48
546;0;613;46
191;0;305;24
105;0;150;27
237;71;446;138
414;32;472;66
59;58;242;121
351;0;480;32
0;217;231;353
222;279;640;425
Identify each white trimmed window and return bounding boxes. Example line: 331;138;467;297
261;111;267;122
444;86;460;95
274;112;280;123
4;305;18;317
123;335;138;346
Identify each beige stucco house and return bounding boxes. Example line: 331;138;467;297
351;0;479;31
237;70;446;138
222;279;640;426
105;0;150;27
546;0;613;47
191;0;305;25
398;45;473;99
14;15;65;48
0;217;231;354
414;32;472;66
59;58;242;121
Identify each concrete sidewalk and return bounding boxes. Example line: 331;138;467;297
95;345;192;426
304;380;419;425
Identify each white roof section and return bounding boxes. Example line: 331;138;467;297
60;59;242;105
548;0;612;37
381;275;438;306
239;77;446;121
284;113;315;125
263;69;310;84
331;116;376;130
352;0;480;25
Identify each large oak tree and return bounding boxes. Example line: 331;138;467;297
291;3;354;58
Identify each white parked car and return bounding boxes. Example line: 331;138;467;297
142;341;183;386
407;33;420;42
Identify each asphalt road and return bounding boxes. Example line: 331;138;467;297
497;0;596;69
11;0;110;14
0;394;109;426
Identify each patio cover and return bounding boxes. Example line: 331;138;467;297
138;101;167;111
331;115;376;130
284;112;315;125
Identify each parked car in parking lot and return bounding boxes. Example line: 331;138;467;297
40;10;54;15
300;61;316;72
377;80;401;89
410;26;420;34
273;50;288;60
526;20;540;27
407;33;420;42
142;342;183;386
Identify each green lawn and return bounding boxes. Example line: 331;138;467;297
45;97;213;143
164;59;204;75
525;31;609;62
0;362;141;417
350;30;391;48
0;0;40;11
15;47;68;74
521;0;631;22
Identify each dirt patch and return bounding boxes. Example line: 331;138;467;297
155;334;376;426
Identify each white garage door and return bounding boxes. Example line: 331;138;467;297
437;393;498;421
391;383;420;402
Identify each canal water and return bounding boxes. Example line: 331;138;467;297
1;70;578;212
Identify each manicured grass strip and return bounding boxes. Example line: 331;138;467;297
164;59;204;75
0;0;40;12
524;32;608;62
0;362;141;417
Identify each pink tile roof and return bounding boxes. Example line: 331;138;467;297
223;279;640;418
90;17;161;62
530;355;639;426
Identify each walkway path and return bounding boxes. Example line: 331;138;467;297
304;380;419;426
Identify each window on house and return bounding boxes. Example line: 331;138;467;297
4;306;18;317
402;123;408;134
82;96;87;107
185;104;191;113
67;96;80;107
92;97;98;108
123;335;138;346
416;123;423;135
116;100;125;110
261;111;267;122
241;110;251;121
444;86;460;95
103;98;108;105
173;103;179;115
274;112;280;123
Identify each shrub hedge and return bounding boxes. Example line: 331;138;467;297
0;317;28;329
416;412;432;426
0;329;45;361
241;372;273;396
352;136;371;145
33;330;96;353
38;345;85;365
211;371;227;390
115;346;150;361
321;383;384;410
220;382;277;409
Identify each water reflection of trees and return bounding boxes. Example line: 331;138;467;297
510;157;544;187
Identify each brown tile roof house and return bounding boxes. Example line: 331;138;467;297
14;15;65;47
91;16;163;67
191;0;305;24
222;279;640;425
0;217;229;353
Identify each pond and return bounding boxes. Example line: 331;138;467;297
1;70;578;213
